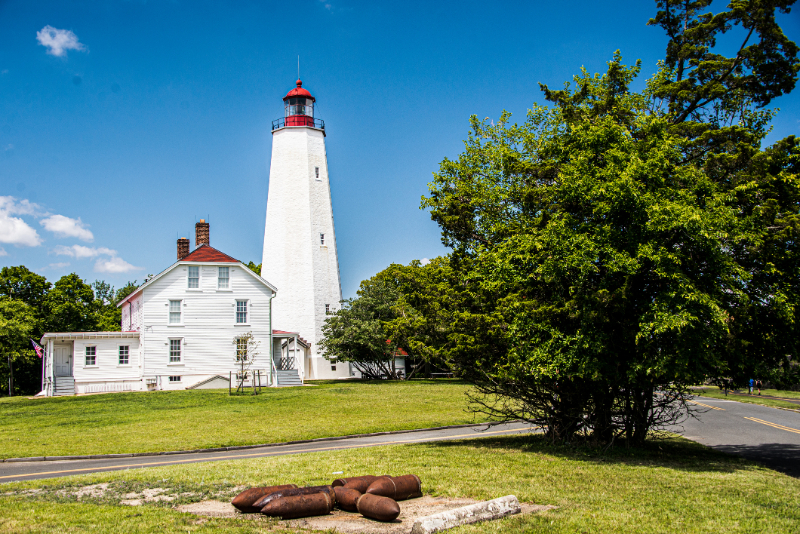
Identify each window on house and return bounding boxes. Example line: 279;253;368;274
331;365;337;371
85;346;96;366
320;233;325;245
218;266;230;289
169;300;182;324
315;166;321;180
169;339;181;362
236;300;248;323
188;266;199;288
119;346;129;365
169;376;181;382
236;338;248;361
325;303;330;315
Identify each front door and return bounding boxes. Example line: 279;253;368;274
54;345;72;377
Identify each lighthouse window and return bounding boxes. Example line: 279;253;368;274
320;233;325;245
286;97;312;117
315;167;320;180
325;304;330;315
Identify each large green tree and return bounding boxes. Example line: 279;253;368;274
0;298;37;395
0;267;50;395
44;274;99;333
320;277;407;379
413;0;799;444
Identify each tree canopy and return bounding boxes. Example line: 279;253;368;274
398;0;800;444
320;277;407;379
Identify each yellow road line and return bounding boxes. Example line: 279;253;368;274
688;400;725;411
0;427;530;480
744;417;800;435
733;393;800;403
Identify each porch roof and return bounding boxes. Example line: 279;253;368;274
41;331;141;342
272;329;309;347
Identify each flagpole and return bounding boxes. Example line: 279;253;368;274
6;353;12;397
31;339;46;396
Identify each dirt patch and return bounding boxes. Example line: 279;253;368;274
177;500;244;518
119;488;195;506
57;483;111;500
178;496;555;533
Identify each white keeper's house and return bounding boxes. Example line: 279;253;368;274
39;221;310;396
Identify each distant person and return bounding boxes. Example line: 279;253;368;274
756;379;762;395
749;378;754;395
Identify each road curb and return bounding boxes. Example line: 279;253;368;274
1;421;521;463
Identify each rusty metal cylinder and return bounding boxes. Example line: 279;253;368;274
357;493;401;522
366;474;422;501
253;485;335;509
260;492;333;519
333;486;362;512
342;475;382;493
333;475;380;489
231;484;298;513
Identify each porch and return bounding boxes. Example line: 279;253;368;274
271;330;310;386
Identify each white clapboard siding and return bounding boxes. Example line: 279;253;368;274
72;337;142;393
141;263;273;384
121;294;144;332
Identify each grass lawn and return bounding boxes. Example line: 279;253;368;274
692;386;800;411
0;380;486;459
1;433;798;533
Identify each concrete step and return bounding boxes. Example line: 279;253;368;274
276;370;302;386
54;377;75;396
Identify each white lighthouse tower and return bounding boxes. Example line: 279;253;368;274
261;80;347;380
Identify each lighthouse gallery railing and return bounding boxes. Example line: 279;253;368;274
272;117;325;130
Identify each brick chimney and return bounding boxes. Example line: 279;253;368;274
195;219;210;247
177;237;190;260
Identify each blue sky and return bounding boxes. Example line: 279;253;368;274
1;1;798;298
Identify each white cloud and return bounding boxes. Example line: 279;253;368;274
53;243;139;273
41;214;94;241
0;196;42;217
420;258;431;266
47;262;70;269
95;256;140;273
36;26;86;57
0;196;43;247
0;247;7;257
53;244;115;258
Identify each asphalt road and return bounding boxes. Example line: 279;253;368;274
0;422;535;483
2;399;798;483
676;395;800;477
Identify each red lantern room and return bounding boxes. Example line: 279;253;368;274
275;79;324;130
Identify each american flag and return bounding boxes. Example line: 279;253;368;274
30;339;44;359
